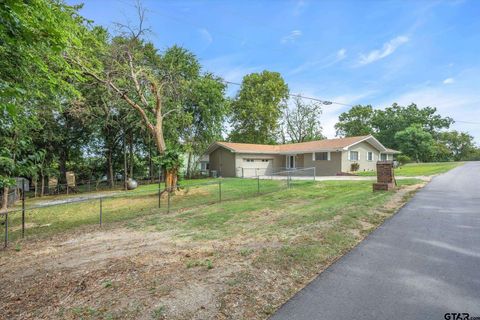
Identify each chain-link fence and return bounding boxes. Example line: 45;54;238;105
1;176;315;248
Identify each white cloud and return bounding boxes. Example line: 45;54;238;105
293;0;307;16
337;48;347;60
198;28;213;45
281;30;302;44
290;48;347;75
358;35;409;65
443;78;455;84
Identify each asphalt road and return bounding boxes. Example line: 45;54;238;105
272;162;480;320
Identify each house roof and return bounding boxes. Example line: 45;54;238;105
207;135;395;155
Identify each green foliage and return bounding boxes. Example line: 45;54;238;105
396;155;411;165
229;71;289;144
438;131;476;161
282;97;325;143
156;149;183;171
394;124;435;162
335;105;374;137
350;163;360;172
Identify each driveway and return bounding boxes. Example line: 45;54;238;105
272;162;480;320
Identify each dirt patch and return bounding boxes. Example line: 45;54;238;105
0;183;426;320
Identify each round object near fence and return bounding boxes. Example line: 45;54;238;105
127;179;138;190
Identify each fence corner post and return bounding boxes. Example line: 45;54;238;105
4;209;8;248
22;178;25;238
257;176;260;194
167;186;171;213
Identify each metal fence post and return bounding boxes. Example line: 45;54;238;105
158;165;162;209
219;180;222;202
22;179;25;238
313;167;316;182
4;209;8;248
99;198;103;226
257;176;260;194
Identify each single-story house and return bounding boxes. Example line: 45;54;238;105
205;135;400;177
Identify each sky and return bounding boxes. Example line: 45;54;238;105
70;0;480;142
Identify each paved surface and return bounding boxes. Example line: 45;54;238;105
260;175;430;181
272;162;480;320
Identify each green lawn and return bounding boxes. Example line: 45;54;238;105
356;162;463;177
1;177;424;319
3;177;420;245
4;178;289;242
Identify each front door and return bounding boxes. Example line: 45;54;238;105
287;155;295;169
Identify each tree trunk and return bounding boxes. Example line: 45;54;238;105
1;186;9;213
129;133;134;179
107;149;114;188
165;168;178;192
59;151;68;184
186;152;192;179
41;175;45;197
34;178;38;198
149;137;153;183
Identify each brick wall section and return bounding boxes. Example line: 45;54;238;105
373;161;396;191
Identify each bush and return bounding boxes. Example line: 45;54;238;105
396;155;411;166
350;163;360;172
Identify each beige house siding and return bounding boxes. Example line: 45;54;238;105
209;147;236;177
341;141;380;172
303;151;342;176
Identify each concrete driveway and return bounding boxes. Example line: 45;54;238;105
272;162;480;320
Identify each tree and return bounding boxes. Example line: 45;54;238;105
438;131;476;161
283;97;325;143
372;103;453;149
229;71;289;144
335;105;374;137
394;124;435;162
181;74;228;177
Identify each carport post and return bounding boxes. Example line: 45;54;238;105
99;198;103;226
22;179;25;238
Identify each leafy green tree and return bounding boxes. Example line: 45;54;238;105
282;97;325;143
394;124;435;162
0;0;92;114
438;131;476;161
229;71;289;144
372;103;453;149
335;105;374;137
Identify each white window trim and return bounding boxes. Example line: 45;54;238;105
312;152;331;161
349;150;359;161
367;151;373;161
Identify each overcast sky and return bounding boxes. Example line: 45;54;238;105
71;0;480;142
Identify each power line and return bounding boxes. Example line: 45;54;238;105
223;80;480;126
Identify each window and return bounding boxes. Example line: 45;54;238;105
287;155;295;168
261;159;270;162
244;159;254;163
367;152;373;161
315;152;329;161
350;151;359;161
380;154;388;161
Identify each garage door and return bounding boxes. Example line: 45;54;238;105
241;158;273;177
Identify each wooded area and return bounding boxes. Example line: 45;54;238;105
1;0;478;212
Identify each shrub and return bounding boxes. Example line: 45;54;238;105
350;163;360;172
396;155;411;166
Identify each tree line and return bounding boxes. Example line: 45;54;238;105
1;0;478;211
335;104;479;163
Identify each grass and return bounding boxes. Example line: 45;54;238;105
356;161;462;177
3;178;288;242
1;177;425;319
